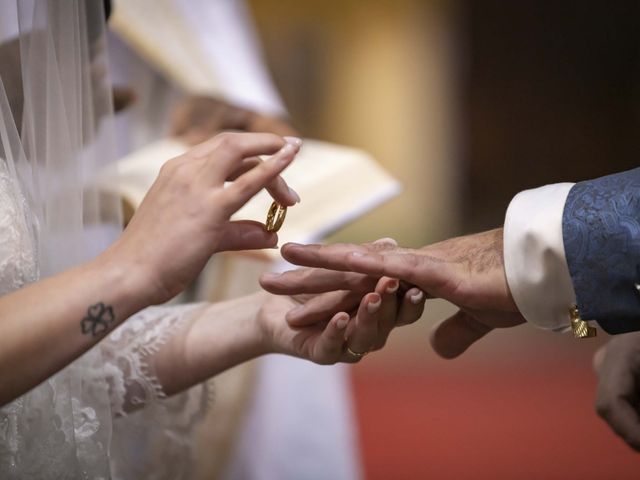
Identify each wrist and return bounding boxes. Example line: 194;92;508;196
248;291;273;356
92;247;158;312
190;293;269;363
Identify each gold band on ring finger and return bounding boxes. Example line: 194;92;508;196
346;346;368;359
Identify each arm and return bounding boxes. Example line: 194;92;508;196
505;167;640;334
263;231;524;359
593;332;640;451
0;255;151;407
269;168;640;357
0;132;301;406
102;272;426;412
563;167;640;333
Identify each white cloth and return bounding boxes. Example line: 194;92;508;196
110;0;286;117
223;356;362;480
172;0;286;116
0;157;211;479
503;183;576;331
0;2;211;476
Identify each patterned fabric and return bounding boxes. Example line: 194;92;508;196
0;156;213;479
562;167;640;334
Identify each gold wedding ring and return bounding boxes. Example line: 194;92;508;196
265;201;287;233
346;346;368;359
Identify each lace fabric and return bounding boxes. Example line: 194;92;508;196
0;156;37;297
0;168;214;478
0;164;214;478
106;304;215;480
0;2;213;478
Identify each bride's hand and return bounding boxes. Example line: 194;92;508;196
258;271;426;364
106;132;301;304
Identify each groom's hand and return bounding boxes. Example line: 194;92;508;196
269;229;525;358
593;332;640;452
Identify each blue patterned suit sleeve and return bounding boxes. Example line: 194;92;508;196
562;167;640;334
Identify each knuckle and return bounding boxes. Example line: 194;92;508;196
348;273;375;292
160;158;194;186
215;132;239;154
232;178;255;198
159;157;179;176
402;253;420;273
171;161;194;186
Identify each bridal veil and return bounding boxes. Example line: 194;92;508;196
0;2;211;478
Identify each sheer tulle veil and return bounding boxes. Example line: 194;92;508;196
0;1;124;477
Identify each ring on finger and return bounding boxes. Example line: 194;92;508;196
346;346;369;359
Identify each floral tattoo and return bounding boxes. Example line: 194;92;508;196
81;302;116;336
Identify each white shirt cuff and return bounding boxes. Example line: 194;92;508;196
503;183;576;331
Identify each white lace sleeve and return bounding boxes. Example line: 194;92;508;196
101;303;215;480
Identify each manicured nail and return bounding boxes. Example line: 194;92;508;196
288;186;301;203
279;143;296;156
386;280;399;294
410;291;425;304
373;237;398;246
336;314;349;330
367;297;381;314
284;136;303;147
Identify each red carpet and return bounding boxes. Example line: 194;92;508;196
351;338;640;479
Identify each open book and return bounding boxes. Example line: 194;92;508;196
103;138;401;259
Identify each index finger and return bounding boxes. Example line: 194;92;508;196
191;132;288;182
227;156;300;207
221;141;300;215
281;242;430;289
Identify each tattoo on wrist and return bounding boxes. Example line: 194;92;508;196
81;302;116;336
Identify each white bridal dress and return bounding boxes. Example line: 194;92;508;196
0;1;362;478
0;2;212;478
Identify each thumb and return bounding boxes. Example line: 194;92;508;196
217;220;277;252
430;310;493;359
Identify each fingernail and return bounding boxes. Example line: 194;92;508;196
386;280;399;294
336;314;349;330
284;136;303;147
367;297;381;314
279;143;296;156
288;186;301;203
410;291;425;304
373;237;398;246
